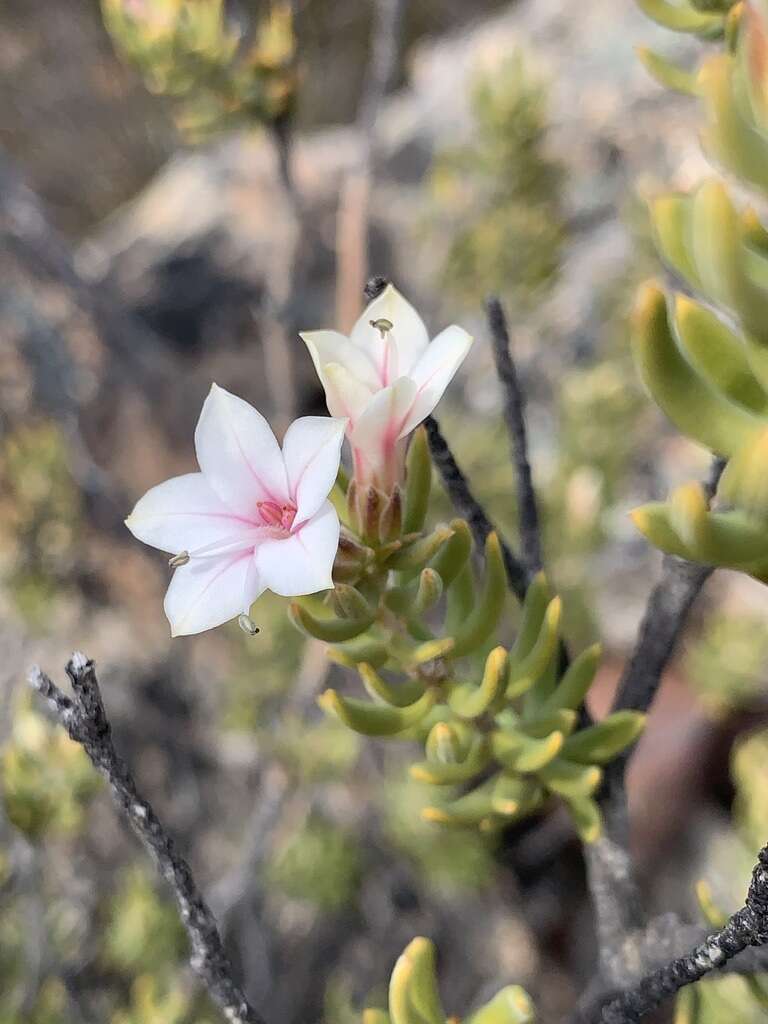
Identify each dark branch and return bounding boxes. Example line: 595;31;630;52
596;844;768;1023
611;456;725;722
28;654;266;1024
485;296;543;576
424;415;530;601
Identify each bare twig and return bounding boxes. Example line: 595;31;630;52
485;296;543;575
425;415;530;602
596;844;768;1023
577;456;726;1016
28;654;267;1024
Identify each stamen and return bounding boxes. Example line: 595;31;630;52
238;613;260;636
370;317;393;339
257;499;297;531
168;551;190;569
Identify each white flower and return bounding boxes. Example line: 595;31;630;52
300;285;472;491
126;384;346;636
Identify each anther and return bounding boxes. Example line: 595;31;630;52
370;317;393;338
168;551;190;568
238;614;260;636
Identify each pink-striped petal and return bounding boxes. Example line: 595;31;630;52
195;384;289;514
255;501;339;597
164;551;264;637
125;472;253;554
282;416;346;526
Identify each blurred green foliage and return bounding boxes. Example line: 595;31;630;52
0;422;82;626
101;0;297;139
685;613;768;714
112;974;215;1024
103;865;188;974
427;54;566;310
266;816;361;911
381;777;494;895
1;695;100;840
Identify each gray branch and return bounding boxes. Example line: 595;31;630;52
28;654;266;1024
485;296;543;576
424;414;530;602
596;843;768;1023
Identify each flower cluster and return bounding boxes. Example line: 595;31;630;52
126;286;472;635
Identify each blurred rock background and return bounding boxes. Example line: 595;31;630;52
3;1;768;1022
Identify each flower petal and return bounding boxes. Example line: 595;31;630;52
348;377;418;472
256;501;339;597
351;285;430;379
322;363;377;423
195;383;288;514
164;551;264;637
399;325;473;437
282;416;346;526
300;330;380;394
125;473;253;554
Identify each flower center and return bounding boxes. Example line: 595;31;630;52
257;500;297;531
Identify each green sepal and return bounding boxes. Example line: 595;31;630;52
388;937;445;1024
631;281;761;456
425;721;471;763
401;637;455;668
673;294;768;414
290;601;375;642
507;597;562;699
633;489;768;567
560;711;647;764
414;568;444;614
385;527;454;571
719;427;768;518
448;646;509;719
630;502;694;559
519;708;578;739
564;796;603;844
690;178;768;342
636;46;699;94
445;561;475;635
449;533;507;658
465;986;536;1024
430;518;473;588
491;775;545;818
510;573;551;663
319;687;437;737
538;759;602;797
422;776;500;828
411;737;490;786
492;729;564;772
403;427;432;534
541;644;601;713
649;194;701;288
327;635;390;669
333;584;375;621
636;0;724;33
359;663;426;708
699;55;768;198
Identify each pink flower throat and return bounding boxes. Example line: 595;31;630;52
257;500;297;531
